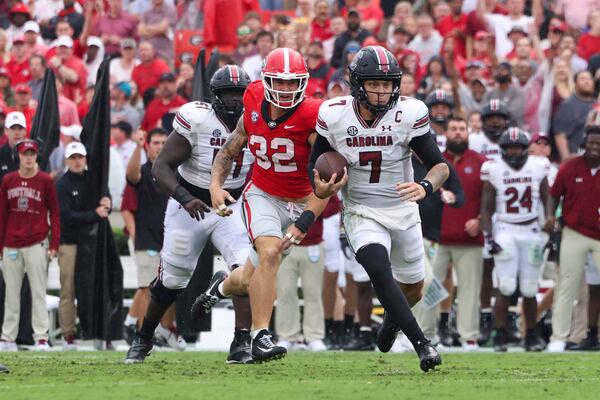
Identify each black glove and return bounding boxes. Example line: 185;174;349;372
485;234;503;256
544;231;562;263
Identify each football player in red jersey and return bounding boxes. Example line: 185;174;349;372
192;48;346;362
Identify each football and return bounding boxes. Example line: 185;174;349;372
315;151;348;183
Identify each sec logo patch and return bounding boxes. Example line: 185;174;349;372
251;111;259;123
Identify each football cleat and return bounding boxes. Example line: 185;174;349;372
227;329;254;364
567;330;600;351
506;312;522;343
493;328;508;352
478;312;493;346
438;318;454;347
251;329;287;363
417;342;442;372
124;333;154;364
524;329;546;352
343;329;376;351
376;312;400;353
123;323;137;346
191;270;228;320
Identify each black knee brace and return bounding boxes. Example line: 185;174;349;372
149;277;183;305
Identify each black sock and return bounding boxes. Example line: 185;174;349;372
139;297;174;340
334;320;343;336
356;244;428;352
440;312;449;326
325;318;334;335
344;314;354;334
588;326;598;338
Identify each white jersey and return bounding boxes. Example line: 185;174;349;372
481;156;549;223
173;101;254;189
316;95;430;209
469;132;501;160
434;132;446;152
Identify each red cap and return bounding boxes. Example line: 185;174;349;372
12;34;25;44
16;140;39;154
475;30;490;40
530;132;550;144
15;83;31;94
550;21;568;32
10;2;31;16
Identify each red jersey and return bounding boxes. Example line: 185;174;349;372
0;170;60;252
131;59;171;97
5;58;31;85
551;156;600;240
577;33;600;61
141;95;187;131
243;81;322;199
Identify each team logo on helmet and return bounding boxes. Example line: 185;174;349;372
251;111;259;123
347;126;359;136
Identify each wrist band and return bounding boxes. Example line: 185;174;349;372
294;210;316;233
313;189;327;200
418;180;433;197
172;185;195;206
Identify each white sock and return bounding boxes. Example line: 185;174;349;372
124;314;138;326
481;308;492;314
251;329;267;339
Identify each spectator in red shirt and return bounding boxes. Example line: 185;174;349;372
542;19;567;60
140;72;186;131
436;0;468;58
577;10;600;61
22;21;48;58
48;35;87;105
55;78;82;127
96;0;138;57
310;0;333;42
0;139;60;351
8;84;35;136
45;19;86;60
131;41;171;99
306;41;334;98
545;128;600;352
6;35;31;85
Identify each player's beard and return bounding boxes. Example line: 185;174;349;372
446;139;468;155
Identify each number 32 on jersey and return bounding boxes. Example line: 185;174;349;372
249;135;298;172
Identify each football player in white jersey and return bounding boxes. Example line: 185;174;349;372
480;128;550;352
312;46;449;371
424;89;455;152
125;66;255;364
469;98;513;346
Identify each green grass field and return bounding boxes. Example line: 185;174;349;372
1;352;599;400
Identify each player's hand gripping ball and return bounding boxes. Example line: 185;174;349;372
315;151;348;183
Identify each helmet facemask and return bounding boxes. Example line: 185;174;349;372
262;74;308;109
213;88;245;129
483;114;509;142
351;76;401;116
501;144;529;170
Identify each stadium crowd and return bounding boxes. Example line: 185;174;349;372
0;0;599;360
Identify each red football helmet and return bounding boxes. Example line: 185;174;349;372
261;47;309;109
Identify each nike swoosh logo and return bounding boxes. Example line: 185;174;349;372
284;125;295;129
256;346;274;352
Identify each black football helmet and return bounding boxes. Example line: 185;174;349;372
425;89;455;126
348;46;402;115
481;99;511;142
499;127;530;170
209;65;251;119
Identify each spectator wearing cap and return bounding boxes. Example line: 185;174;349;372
469;31;494;79
241;31;275;82
542;19;568;60
6;35;31;85
0;68;14;107
48;124;82;179
529;132;559;182
390;27;414;60
28;55;46;103
552;70;596;161
95;0;138;57
482;62;525;126
84;36;105;86
140;72;186;131
577;10;600;62
111;121;147;170
331;9;372;68
55;141;111;350
455;62;488;113
436;0;468;58
109;39;140;84
8;84;35;135
22;21;48;58
0;112;27;182
330;40;360;83
386;1;415;49
131;41;171;99
0;139;60;351
306;41;335;98
49;35;87;105
111;82;142;130
5;2;31;47
476;0;542;57
231;25;257;67
310;0;333;43
46;19;86;59
138;0;177;61
408;13;444;64
545;128;600;352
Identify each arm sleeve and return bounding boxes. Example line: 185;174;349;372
47;178;61;251
308;134;336;188
444;163;465;208
57;182;101;226
408;133;446;169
